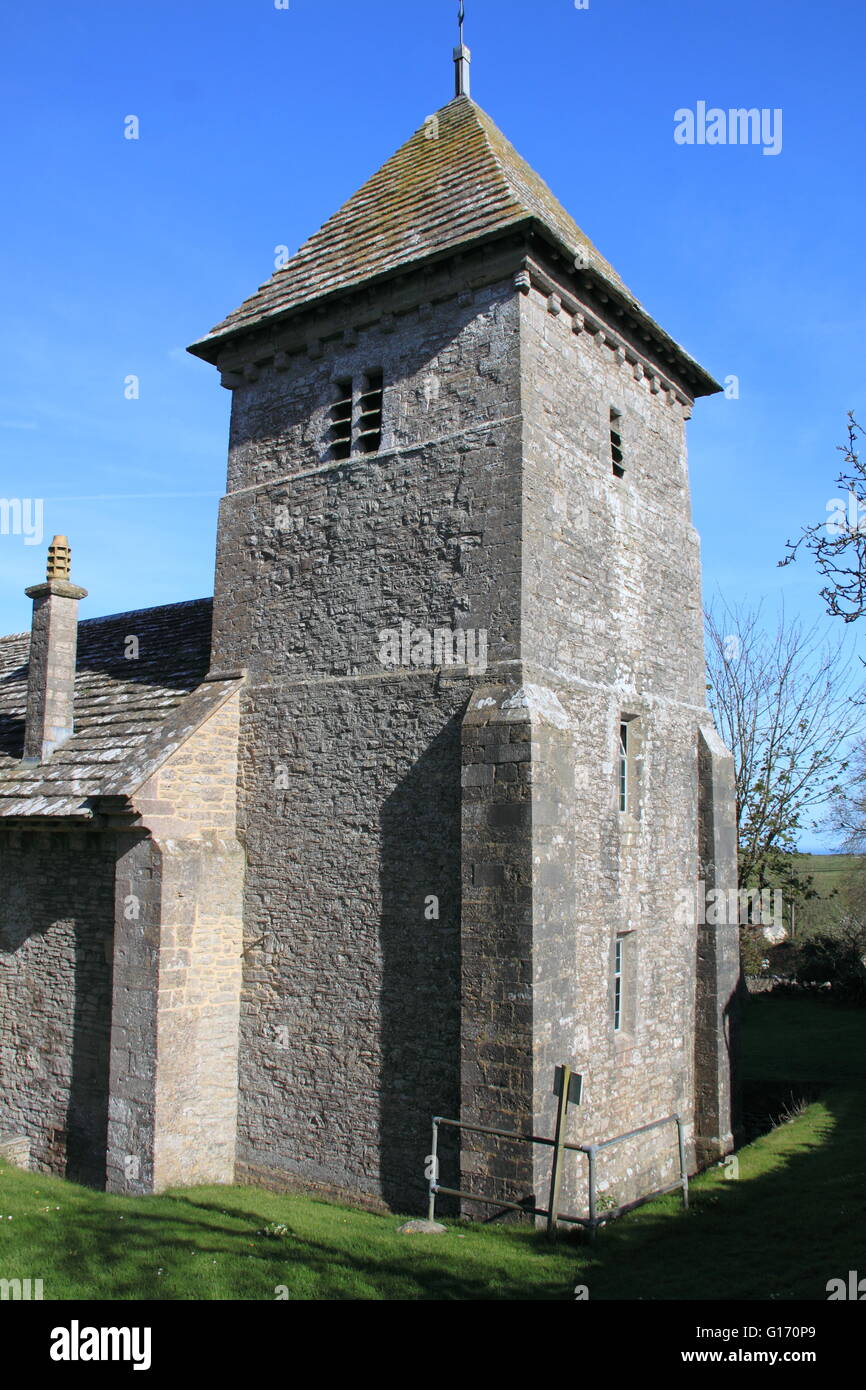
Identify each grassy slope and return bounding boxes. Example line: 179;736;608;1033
789;853;864;936
1;996;865;1301
796;852;861;896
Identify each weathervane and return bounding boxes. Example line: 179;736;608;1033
454;0;471;98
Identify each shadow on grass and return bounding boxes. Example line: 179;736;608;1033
740;1080;826;1143
15;995;866;1301
33;1193;574;1301
34;1081;865;1302
566;996;866;1300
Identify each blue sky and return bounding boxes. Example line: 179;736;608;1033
1;0;863;846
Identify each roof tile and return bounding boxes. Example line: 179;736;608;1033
0;598;220;818
188;95;633;360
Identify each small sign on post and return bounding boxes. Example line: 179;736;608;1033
553;1066;583;1107
547;1063;583;1240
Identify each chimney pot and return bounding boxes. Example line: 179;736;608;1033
47;534;72;581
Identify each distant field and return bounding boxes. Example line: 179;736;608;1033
796;853;862;896
790;854;864;935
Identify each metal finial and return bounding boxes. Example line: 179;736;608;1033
47;535;71;582
454;1;471;97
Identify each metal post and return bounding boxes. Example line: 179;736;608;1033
425;1103;683;1234
546;1064;572;1241
427;1117;440;1222
676;1116;689;1211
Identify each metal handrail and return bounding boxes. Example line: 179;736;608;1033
427;1111;689;1238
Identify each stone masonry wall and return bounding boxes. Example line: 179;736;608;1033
205;250;734;1217
106;831;160;1193
235;671;471;1210
517;270;725;1207
518;277;703;701
695;724;740;1163
0;828;116;1183
106;689;244;1194
215;278;526;1209
459;688;537;1214
211;281;522;682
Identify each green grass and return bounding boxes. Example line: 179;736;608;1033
789;852;865;937
1;996;865;1300
796;852;862;897
0;1172;583;1301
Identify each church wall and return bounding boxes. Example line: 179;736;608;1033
235;672;472;1210
459;688;551;1215
211;280;523;682
695;725;740;1163
518;279;703;701
0;827;116;1184
214;280;527;1208
221;281;522;497
202;253;735;1217
516;279;719;1208
106;690;245;1195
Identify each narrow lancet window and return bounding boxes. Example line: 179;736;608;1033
610;408;625;478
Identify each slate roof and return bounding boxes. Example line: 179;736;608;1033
188;95;636;362
0;598;235;820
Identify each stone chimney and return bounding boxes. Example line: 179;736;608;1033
22;535;88;764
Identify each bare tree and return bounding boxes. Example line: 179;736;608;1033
705;599;865;898
828;741;866;854
780;413;866;621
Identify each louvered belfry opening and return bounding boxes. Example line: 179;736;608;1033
328;371;383;460
358;370;384;454
329;378;353;460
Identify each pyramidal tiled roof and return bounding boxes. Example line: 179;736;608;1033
188;95;637;361
0;598;238;819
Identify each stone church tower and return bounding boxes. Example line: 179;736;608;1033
0;46;738;1217
186;52;739;1212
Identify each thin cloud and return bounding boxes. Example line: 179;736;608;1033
44;491;221;502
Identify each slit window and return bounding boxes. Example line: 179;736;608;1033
618;715;642;819
610;409;625;478
619;721;629;813
613;931;636;1035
